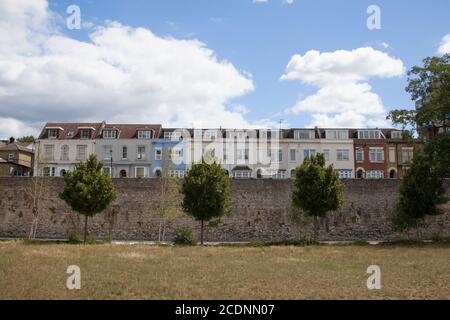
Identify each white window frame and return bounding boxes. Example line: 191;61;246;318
289;149;296;162
103;145;112;160
138;130;152;140
155;147;162;160
76;145;87;161
134;167;146;178
337;170;353;179
294;130;314;140
44;144;54;161
337;149;350;161
233;170;251;178
169;170;186;178
323;149;330;161
60;145;69;161
369;147;384;163
358;130;383;139
401;147;414;163
391;131;403;139
303;149;316;159
355;148;364;162
103;130;117;139
325;130;348;140
367;170;384;179
48;129;58;139
80;129;90;139
137;146;146;160
122;146;128;160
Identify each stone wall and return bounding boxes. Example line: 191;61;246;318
0;177;449;241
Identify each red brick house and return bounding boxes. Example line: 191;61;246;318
351;129;389;179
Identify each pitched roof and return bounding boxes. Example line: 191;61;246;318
102;124;162;139
38;122;105;140
0;143;34;153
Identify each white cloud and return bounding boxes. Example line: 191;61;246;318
281;47;405;128
381;42;389;49
253;0;269;3
0;0;256;138
438;34;450;55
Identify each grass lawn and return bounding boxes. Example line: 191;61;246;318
0;241;449;300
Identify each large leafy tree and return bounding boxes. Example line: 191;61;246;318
387;55;450;238
388;54;450;137
181;161;231;245
60;155;117;243
291;154;343;241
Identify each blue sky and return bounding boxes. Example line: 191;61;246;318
0;0;449;137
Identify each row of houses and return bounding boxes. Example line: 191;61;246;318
15;121;418;180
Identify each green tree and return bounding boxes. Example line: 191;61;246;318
393;133;450;238
388;54;450;137
59;155;117;243
17;136;36;144
181;161;231;245
291;154;344;241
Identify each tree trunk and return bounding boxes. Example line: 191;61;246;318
200;219;204;245
158;219;162;242
84;215;88;244
313;216;319;242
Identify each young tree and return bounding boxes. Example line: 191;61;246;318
155;146;183;242
291;154;343;241
181;161;231;245
59;155;117;243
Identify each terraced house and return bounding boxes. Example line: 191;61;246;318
34;122;415;179
34;122;102;176
94;124;161;178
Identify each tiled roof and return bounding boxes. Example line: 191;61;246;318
0;143;34;153
103;124;162;139
38;122;104;140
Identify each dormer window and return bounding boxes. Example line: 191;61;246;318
138;130;152;139
48;129;58;139
294;130;314;140
80;129;90;139
103;129;117;139
358;130;384;139
326;130;348;140
164;131;181;140
391;131;403;139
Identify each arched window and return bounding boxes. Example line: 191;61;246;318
120;170;127;178
60;169;67;176
155;169;162;177
257;169;262;179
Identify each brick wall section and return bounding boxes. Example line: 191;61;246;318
0;177;449;241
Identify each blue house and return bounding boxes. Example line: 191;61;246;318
151;128;190;177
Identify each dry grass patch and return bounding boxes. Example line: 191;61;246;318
0;241;449;300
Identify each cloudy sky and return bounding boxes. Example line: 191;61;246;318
0;0;449;138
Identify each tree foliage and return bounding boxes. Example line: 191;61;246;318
393;133;450;236
291;154;343;240
181;161;231;244
388;54;450;137
16;136;36;143
59;155;117;242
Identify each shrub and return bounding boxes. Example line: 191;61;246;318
173;226;195;245
432;232;444;243
103;235;113;244
67;233;82;244
86;235;97;245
